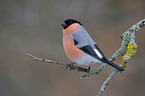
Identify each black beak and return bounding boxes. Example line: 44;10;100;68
61;22;67;29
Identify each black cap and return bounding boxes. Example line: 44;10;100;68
61;19;82;29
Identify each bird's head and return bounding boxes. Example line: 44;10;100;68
61;19;82;35
61;19;82;29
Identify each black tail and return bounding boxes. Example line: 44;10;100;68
106;59;124;71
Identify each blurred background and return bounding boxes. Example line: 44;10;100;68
0;0;145;96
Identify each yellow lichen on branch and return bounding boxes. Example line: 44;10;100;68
122;43;138;67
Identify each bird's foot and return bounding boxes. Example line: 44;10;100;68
66;62;76;70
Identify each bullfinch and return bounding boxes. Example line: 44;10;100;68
61;19;124;71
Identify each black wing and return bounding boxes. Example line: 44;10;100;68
79;44;107;63
78;44;124;71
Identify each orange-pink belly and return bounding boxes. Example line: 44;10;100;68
63;34;85;62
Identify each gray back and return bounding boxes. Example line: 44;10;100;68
72;26;96;48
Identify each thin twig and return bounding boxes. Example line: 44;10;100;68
25;53;88;72
97;69;119;96
25;53;64;65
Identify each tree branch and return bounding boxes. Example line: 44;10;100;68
97;19;145;96
25;53;88;72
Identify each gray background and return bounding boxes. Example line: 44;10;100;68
0;0;145;96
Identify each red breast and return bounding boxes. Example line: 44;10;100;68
63;23;85;62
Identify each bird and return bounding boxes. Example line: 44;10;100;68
61;19;124;71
